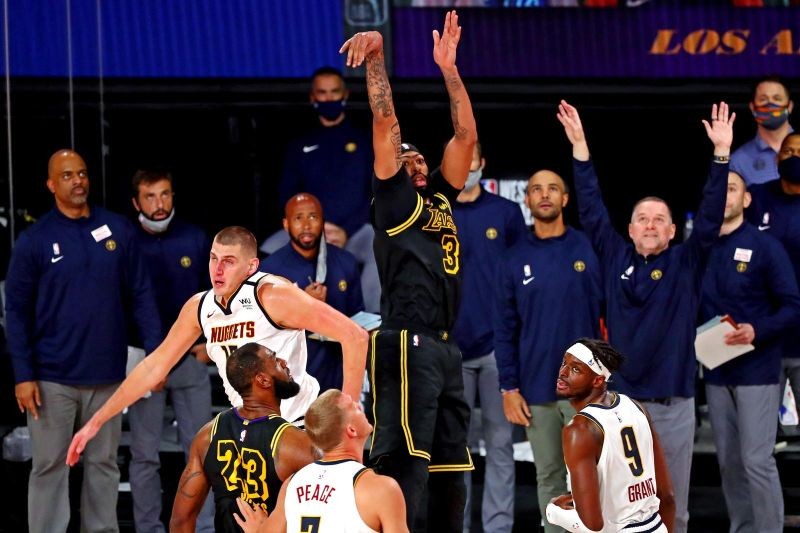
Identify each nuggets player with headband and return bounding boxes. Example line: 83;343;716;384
546;339;675;533
68;226;368;464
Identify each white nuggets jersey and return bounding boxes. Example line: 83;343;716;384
285;460;378;533
575;393;665;533
198;272;319;422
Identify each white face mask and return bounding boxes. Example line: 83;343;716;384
464;168;482;190
138;208;175;233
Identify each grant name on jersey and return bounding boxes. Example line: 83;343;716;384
210;321;256;343
627;477;656;503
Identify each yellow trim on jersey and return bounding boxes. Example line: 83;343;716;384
428;447;474;472
433;192;452;212
576;412;605;435
400;330;432;461
271;422;292;458
386;194;423;237
210;412;222;438
353;467;372;488
369;331;380;453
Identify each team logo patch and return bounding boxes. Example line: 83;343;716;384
485;227;498;240
650;269;662;281
573;260;586;272
736;262;748;273
345;142;357;153
338;280;347;292
180;256;192;268
104;239;117;251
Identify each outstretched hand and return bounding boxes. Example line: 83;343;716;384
557;100;590;161
433;10;461;71
701;102;736;153
234;498;268;533
339;31;384;68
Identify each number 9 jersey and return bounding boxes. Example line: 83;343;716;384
573;393;664;532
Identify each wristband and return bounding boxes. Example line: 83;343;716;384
500;388;519;395
545;503;602;533
712;155;730;164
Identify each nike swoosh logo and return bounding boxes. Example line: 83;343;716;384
757;225;770;231
523;277;534;285
302;145;319;153
621;274;630;280
206;311;215;318
51;256;64;263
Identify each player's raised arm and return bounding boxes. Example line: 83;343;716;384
436;10;477;190
258;282;368;403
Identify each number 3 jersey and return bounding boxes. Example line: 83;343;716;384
199;272;319;423
285;459;378;533
204;410;290;532
574;393;664;532
372;167;462;331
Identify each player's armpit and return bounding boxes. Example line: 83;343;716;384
273;426;318;481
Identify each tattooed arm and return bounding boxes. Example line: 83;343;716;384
340;31;401;180
170;419;214;532
435;10;477;190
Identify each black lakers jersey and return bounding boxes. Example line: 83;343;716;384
372;166;462;331
204;409;291;532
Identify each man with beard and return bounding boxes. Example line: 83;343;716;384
494;169;602;533
170;343;319;532
339;10;478;530
730;76;793;186
545;339;674;533
747;132;800;433
127;169;215;533
699;170;800;533
67;226;367;465
260;193;365;393
5;149;161;532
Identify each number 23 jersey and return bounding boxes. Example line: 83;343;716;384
199;272;319;422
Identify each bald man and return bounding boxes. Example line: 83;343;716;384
494;169;603;533
5;149;161;532
260;193;365;393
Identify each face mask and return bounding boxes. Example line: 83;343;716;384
138;208;175;233
313;100;346;121
753;103;790;130
778;155;800;184
464;168;482;190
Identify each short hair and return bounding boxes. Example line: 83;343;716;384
213;226;258;258
728;170;746;188
575;337;625;373
311;66;344;85
304;389;347;452
781;132;800;151
527;169;570;195
631;196;673;222
751;75;791;101
131;169;173;197
226;342;274;396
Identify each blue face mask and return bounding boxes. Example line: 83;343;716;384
778;155;800;184
313;100;346;121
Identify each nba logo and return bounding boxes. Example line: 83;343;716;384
524;264;531;277
53;243;60;256
483;179;499;194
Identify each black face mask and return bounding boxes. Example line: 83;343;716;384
779;155;800;184
313;100;346;121
274;378;301;400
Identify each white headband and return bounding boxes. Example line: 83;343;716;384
567;342;611;379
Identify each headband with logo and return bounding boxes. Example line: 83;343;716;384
567;342;611;379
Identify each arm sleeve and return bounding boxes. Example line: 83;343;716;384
572;159;626;262
684;161;728;265
125;228;163;354
545;504;602;533
750;241;800;344
4;235;39;383
493;254;522;391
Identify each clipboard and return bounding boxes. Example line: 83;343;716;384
694;314;754;370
